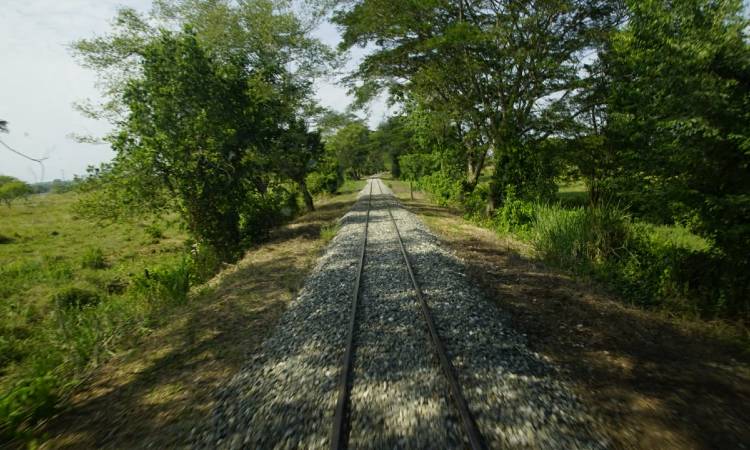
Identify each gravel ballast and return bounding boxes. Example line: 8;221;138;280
195;178;607;449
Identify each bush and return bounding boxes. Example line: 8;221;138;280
131;259;191;305
493;187;535;234
320;223;339;243
463;183;490;218
306;171;339;195
0;374;59;441
80;247;106;269
52;287;102;310
0;234;13;245
144;223;164;241
188;242;222;284
418;171;464;206
532;202;630;268
240;186;299;243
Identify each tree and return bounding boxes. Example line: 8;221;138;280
73;0;334;258
0;176;32;207
370;115;414;179
276;119;325;211
326;121;372;179
334;0;616;206
604;0;750;311
0;121;7;133
99;28;292;258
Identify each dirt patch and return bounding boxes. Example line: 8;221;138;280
391;182;750;450
36;192;361;449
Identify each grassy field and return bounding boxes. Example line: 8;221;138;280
0;192;189;440
0;181;365;445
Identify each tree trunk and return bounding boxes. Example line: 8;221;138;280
466;146;489;191
298;179;315;212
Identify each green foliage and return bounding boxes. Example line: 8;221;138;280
52;287;102;310
532;203;631;269
73;1;335;260
418;171;464;207
0;374;58;441
80;247;106;269
605;0;750;267
399;153;438;182
0;177;32;207
306;170;339;195
320;223;339;243
239;186;299;243
492;188;535;234
325;122;373;179
132;258;191;306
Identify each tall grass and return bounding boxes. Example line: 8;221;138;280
532;203;630;268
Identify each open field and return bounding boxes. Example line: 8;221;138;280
0;181;364;446
387;178;750;449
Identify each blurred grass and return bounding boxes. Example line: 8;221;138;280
0;192;187;441
557;180;588;207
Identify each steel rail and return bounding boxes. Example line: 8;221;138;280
375;179;486;450
330;179;373;450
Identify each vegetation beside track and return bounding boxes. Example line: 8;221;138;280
0;181;364;447
387;178;750;449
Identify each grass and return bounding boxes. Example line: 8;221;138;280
557;180;588;206
33;180;365;448
0;192;189;442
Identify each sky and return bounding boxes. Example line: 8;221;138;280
0;0;388;183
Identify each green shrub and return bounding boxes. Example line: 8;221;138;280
463;183;490;218
320;223;339;243
132;259;191;305
144;223;164;241
532;202;630;268
240;186;299;244
0;234;13;244
188;242;222;284
493;188;535;234
52;287;102;310
418;171;464;206
80;247;106;269
306;171;339;195
0;374;59;441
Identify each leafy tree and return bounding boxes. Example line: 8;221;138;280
370;115;414;179
326;121;372;179
73;0;334;258
275;119;325;211
0;176;32;207
603;0;750;312
334;0;616;206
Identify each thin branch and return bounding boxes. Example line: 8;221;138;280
0;138;49;163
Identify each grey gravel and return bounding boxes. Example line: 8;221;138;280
194;178;608;449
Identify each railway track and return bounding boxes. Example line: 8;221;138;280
330;178;485;450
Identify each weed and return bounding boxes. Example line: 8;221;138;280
132;259;191;305
80;247;107;269
144;223;164;240
52;287;102;310
0;374;59;441
320;223;339;243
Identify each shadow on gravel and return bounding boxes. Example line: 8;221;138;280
398;194;750;450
